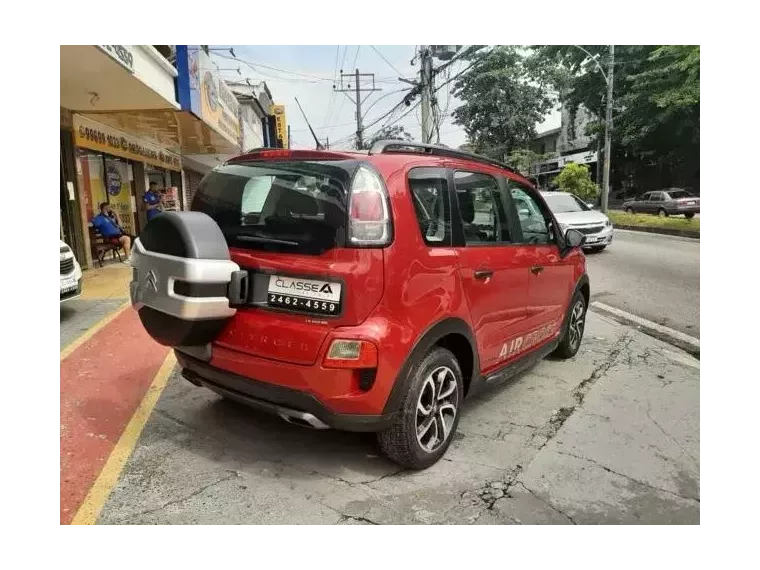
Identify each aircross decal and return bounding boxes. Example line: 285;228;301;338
499;321;560;360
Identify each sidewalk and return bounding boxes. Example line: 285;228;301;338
60;263;171;524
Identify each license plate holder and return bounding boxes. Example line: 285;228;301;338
267;275;342;316
61;276;78;293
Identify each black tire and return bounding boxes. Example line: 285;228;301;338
625;207;634;214
377;347;463;469
658;208;668;217
684;213;695;219
553;290;587;359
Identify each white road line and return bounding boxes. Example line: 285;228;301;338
591;301;700;351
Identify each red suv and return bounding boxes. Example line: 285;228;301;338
130;141;590;469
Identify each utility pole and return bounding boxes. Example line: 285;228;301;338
287;124;291;149
601;45;614;214
335;69;381;149
419;46;434;143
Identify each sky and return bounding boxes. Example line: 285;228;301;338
209;45;561;151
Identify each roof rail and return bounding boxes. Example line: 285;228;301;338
368;140;519;176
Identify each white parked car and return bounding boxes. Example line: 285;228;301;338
60;240;83;302
540;191;614;252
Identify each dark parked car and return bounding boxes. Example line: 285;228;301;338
622;189;700;218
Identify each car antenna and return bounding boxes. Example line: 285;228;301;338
294;97;325;150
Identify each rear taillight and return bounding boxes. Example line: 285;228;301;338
323;339;378;369
348;165;391;246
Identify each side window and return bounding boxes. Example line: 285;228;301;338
640;192;650;201
454;171;510;244
509;184;553;245
409;168;451;246
650;192;663;202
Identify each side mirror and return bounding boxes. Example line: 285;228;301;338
586;203;595;209
562;228;586;257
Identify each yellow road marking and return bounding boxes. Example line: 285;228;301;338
60;302;129;361
70;351;177;525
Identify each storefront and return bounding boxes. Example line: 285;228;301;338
72;114;182;267
182;168;205;209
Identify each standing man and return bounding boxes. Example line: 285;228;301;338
144;181;163;222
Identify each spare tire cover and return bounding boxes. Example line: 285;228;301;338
130;212;239;348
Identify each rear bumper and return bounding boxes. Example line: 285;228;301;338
175;351;396;432
671;205;700;214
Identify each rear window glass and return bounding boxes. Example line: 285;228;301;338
667;190;693;199
192;160;356;254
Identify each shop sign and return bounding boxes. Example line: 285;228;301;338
97;45;134;73
271;105;288;148
73;115;182;171
179;46;241;147
560;150;598;166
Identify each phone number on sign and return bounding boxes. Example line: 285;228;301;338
268;294;339;315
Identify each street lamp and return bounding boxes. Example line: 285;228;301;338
572;45;614;213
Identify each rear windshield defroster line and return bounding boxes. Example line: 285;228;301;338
192;160;358;255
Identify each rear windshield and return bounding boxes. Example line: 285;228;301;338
543;193;589;213
192;160;356;254
667;190;694;199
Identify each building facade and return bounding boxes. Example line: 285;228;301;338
61;45;186;266
227;81;277;151
530;104;599;190
60;45;285;268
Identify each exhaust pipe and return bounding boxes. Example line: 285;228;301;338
278;409;330;430
181;369;331;430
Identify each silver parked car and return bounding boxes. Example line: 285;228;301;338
540;191;614;252
621;188;700;218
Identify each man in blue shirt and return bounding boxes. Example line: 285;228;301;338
92;202;132;258
144;182;164;222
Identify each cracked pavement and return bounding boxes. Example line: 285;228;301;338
97;312;699;524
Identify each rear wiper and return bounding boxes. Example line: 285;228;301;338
234;234;300;246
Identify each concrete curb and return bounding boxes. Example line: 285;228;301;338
611;223;699;239
590;301;700;358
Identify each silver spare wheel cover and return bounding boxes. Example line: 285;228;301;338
129;211;242;347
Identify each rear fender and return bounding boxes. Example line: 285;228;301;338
381;317;479;415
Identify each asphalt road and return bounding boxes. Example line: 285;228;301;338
585;229;700;337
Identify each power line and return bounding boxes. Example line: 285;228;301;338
365;100;422;142
322;45;342;127
371;45;404;77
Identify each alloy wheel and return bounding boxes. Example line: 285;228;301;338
415;366;459;453
568;299;586;351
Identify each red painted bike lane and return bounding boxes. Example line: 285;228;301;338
60;308;169;524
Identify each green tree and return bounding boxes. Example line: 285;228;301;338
555;163;598;200
529;45;700;191
506;148;550;175
451;46;555;160
360;125;413;150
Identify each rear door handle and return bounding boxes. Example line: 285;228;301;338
474;269;494;280
530;266;544;275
